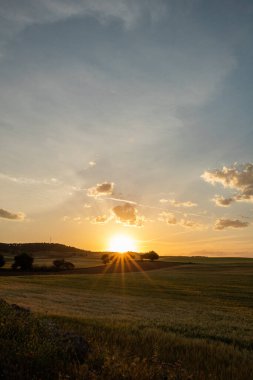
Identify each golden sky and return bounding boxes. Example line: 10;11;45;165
0;1;253;256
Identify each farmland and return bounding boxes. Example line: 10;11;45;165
0;255;253;379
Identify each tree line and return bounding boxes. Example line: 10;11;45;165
101;251;159;264
0;252;75;272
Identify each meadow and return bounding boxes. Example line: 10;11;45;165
0;255;253;379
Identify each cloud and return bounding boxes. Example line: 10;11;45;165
73;216;82;223
112;203;144;226
202;163;253;203
0;0;166;55
159;212;177;225
213;195;235;207
0;172;60;185
159;212;203;230
91;214;111;224
104;196;137;205
87;182;114;197
180;219;202;229
159;199;197;207
214;218;250;230
0;208;25;220
169;199;197;207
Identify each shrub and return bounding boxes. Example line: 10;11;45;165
53;259;75;270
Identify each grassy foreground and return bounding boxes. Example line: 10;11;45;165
0;258;253;379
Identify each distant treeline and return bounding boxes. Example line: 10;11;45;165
0;243;90;255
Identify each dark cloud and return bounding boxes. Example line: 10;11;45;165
0;208;25;220
213;195;235;207
214;218;249;230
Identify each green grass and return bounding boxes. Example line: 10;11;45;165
0;259;253;379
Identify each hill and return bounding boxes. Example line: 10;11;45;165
0;242;91;257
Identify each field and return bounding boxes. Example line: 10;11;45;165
0;255;253;379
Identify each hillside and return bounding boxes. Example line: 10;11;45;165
0;242;91;257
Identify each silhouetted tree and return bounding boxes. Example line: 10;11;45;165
12;252;34;271
101;254;110;264
140;251;159;261
127;252;135;259
53;259;75;270
0;254;5;268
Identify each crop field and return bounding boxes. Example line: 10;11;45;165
1;257;253;379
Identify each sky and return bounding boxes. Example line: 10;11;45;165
0;0;253;256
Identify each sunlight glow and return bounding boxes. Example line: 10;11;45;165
108;234;137;253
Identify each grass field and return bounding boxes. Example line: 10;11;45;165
0;256;253;379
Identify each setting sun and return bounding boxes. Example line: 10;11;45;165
108;235;137;253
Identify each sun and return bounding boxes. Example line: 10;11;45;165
108;234;137;253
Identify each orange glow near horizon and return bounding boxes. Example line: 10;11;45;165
108;234;137;253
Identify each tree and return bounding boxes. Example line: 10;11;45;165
12;252;34;271
53;259;75;270
140;251;159;262
101;254;110;264
0;254;5;268
127;252;135;259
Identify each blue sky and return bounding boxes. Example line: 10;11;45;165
0;0;253;255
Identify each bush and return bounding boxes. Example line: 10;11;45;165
53;259;75;270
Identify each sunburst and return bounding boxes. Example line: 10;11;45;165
108;234;137;253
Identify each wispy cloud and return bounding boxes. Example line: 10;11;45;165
159;199;169;204
0;0;167;55
180;219;203;230
158;212;177;225
158;211;204;230
0;208;25;221
83;203;92;209
169;199;197;207
214;218;250;230
104;196;137;205
0;172;60;185
159;199;197;207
